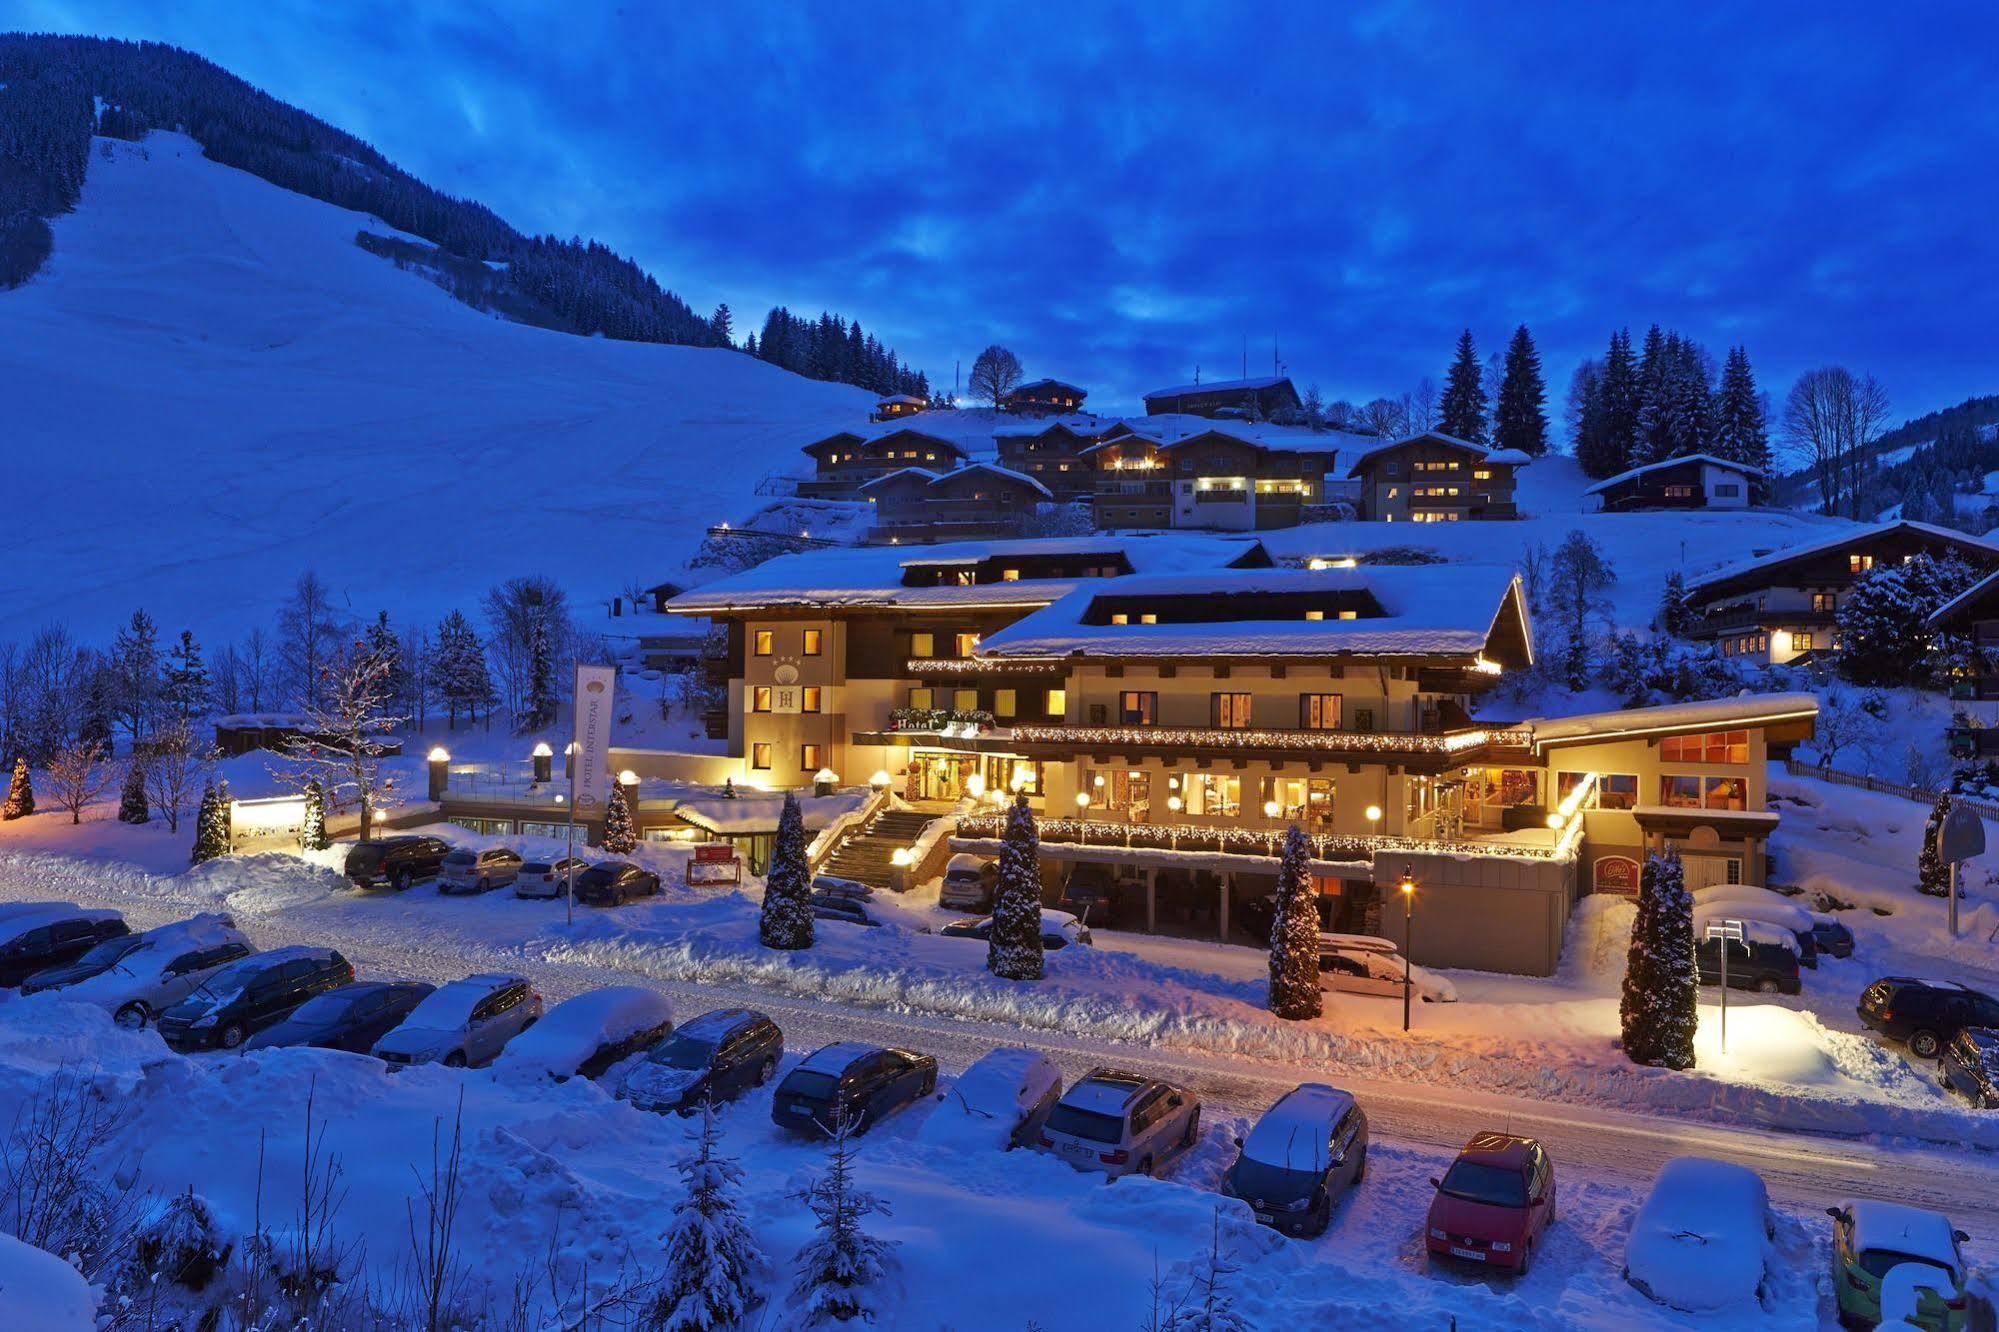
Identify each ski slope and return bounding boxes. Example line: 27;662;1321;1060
0;133;874;642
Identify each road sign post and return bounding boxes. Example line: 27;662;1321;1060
1704;918;1746;1056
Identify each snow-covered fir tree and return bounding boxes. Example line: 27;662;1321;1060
603;781;638;854
758;792;814;950
433;610;494;730
189;778;230;864
988;791;1044;981
1918;790;1953;897
78;660;117;757
1493;324;1548;457
521;612;557;732
160;629;210;723
1168;1210;1257;1332
3;755;33;819
1633;325;1670;463
117;755;149;824
1711;346;1769;470
1437;329;1487;443
1657;570;1693;637
791;1111;896;1328
1594;328;1641;476
300;777;328;851
649;1103;766;1331
1836;555;1982;686
1621;851;1696;1069
111;607;161;741
1547;531;1616;691
1266;825;1322;1020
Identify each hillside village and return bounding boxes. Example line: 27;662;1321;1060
4;25;1999;1332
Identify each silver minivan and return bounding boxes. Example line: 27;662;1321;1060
939;854;997;911
1038;1067;1200;1179
438;847;523;895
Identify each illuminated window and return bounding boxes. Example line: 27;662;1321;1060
1300;694;1341;729
1661;730;1750;764
1111;613;1130;625
910;632;935;658
803;629;823;656
954;632;980;656
1792;633;1815;651
1473;469;1493;480
1186;773;1241;817
994;689;1017;719
1338;610;1358;621
800;744;822;770
953;688;978;711
1119;691;1158;725
1812;593;1837;613
1305;610;1325;621
1139;613;1158;625
751;743;772;770
802;687;822;714
1001;568;1021;581
1046;688;1066;717
908;687;934;709
1556;771;1637;810
1211;692;1252;729
754;630;773;656
1849;553;1874;573
751;686;772;713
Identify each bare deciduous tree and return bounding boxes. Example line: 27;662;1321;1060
278;571;349;709
275;637;407;840
968;344;1023;410
238;626;274;712
0;1063;143;1283
1784;366;1890;519
1361;397;1406;437
142;717;212;834
44;738;113;823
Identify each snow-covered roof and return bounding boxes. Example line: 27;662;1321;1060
665;533;1263;614
990;413;1110;439
672;790;868;835
1929;565;1999;628
1091;414;1368;459
1144;374;1292;401
1848;1200;1963;1279
1581;453;1765;496
877;394;924;406
1344;432;1532;476
214;712;315;728
857;466;942;493
935;460;1053;499
799;1041;878;1075
1240;1083;1355;1174
802;421;970;458
1527;693;1819;749
1686;520;1999;595
1009;378;1086;396
977;565;1527;660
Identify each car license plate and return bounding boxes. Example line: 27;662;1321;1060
1254;1211;1275;1224
789;1104;812;1116
1449;1246;1484;1262
1060;1142;1092;1160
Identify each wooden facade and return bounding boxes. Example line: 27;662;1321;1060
1347;433;1526;523
863;464;1051;544
1087;425;1334;532
1002;379;1088;416
993;418;1106;501
1584;454;1762;513
1142;375;1301;420
798;426;966;498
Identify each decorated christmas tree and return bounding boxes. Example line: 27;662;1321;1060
649;1104;766;1331
758;792;814;950
1267;825;1323;1020
189;778;231;865
1917;790;1952;896
300;778;328;851
118;756;151;824
3;756;33;820
603;781;639;854
987;792;1044;981
1620;851;1697;1069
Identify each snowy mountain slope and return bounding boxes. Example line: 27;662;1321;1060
0;133;875;641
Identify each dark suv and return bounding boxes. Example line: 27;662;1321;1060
157;946;355;1051
619;1008;785;1115
575;862;661;907
772;1042;937;1138
1859;977;1999;1059
345;836;453;890
1942;1027;1999;1108
0;910;129;988
1695;933;1800;995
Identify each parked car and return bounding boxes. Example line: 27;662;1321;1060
156;946;354;1051
1694;899;1819;968
1623;1157;1772;1311
19;926;155;994
811;893;882;928
938;854;997;912
0;908;128;988
515;857;592;900
1317;934;1457;1003
812;875;875;902
574;861;661;907
1827;1199;1970;1330
936;908;1090;950
1694;926;1801;995
1223;1083;1369;1238
918;1047;1062;1152
1696;883;1857;960
42;915;252;1029
1424;1132;1558;1274
1810;917;1857;960
373;972;543;1069
771;1041;937;1138
344;835;453;890
438;847;524;895
1860;977;1999;1059
493;986;674;1081
244;981;435;1054
619;1007;784;1115
1057;864;1121;927
1942;1027;1999;1108
1038;1068;1199;1180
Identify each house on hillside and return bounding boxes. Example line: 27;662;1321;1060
1143;375;1301;421
797;424;968;498
1686;519;1999;666
1086;418;1348;532
1584;454;1763;513
666;536;1816;976
862;463;1053;544
1003;378;1089;416
992;415;1108;501
1929;568;1999;703
1346;432;1530;522
871;394;927;421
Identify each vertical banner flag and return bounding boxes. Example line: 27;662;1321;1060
571;664;618;815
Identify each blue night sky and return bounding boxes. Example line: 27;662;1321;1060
19;1;1999;423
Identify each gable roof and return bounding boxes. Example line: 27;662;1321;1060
1009;378;1086;397
1582;453;1765;496
1526;693;1820;751
857;466;942;493
937;460;1053;499
1929;565;1999;628
1144;374;1294;402
1346;432;1533;477
803;422;969;460
1685;520;1999;596
991;413;1110;439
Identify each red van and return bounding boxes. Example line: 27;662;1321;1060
1425;1132;1557;1274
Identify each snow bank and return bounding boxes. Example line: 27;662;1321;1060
0;1232;97;1331
917;1046;1059;1153
491;985;672;1081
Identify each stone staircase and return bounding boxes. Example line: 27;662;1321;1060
817;808;938;891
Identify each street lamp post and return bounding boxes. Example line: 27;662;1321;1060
1399;864;1416;1033
1366;804;1383;841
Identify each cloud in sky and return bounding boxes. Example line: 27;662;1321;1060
19;0;1999;418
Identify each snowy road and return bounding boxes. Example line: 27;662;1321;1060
8;853;1997;1254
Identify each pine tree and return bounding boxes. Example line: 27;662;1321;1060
1633;325;1670;464
1621;851;1696;1069
650;1103;766;1331
1493;325;1548;457
1437;329;1487;443
78;659;118;757
709;302;734;347
603;781;638;854
988;792;1045;981
1548;531;1617;691
1837;555;1983;686
1170;1209;1256;1332
791;1111;896;1328
1658;335;1712;460
521;612;556;733
300;777;328;851
1713;346;1770;471
160;629;211;722
758;792;814;950
1918;790;1952;896
2;756;32;819
1267;826;1323;1020
189;778;230;864
117;755;150;824
1595;328;1640;477
1657;571;1692;637
111;608;161;742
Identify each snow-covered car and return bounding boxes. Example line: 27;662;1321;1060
1623;1157;1772;1312
514;857;591;900
1692;897;1819;967
1039;1068;1199;1179
1693;884;1856;959
437;847;523;895
811;893;882;928
918;1047;1061;1152
935;909;1091;950
1695;923;1802;994
1317;934;1456;1003
618;1008;784;1115
771;1042;938;1138
373;972;542;1069
937;855;995;912
1827;1200;1971;1329
1224;1083;1369;1239
811;875;875;902
19;927;153;994
1942;1027;1999;1108
46;915;253;1029
0;908;129;988
492;985;674;1082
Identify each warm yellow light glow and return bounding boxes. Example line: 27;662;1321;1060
1075;792;1091;809
618;769;639;785
815;768;839;784
1263;800;1281;818
1167;795;1183;813
532;742;554;758
1545;813;1565;830
1399;875;1416;897
967;773;987;798
1365;804;1383;823
1472;656;1504;676
565;741;579;754
870;770;892;788
1092;773;1105;788
427;747;451;763
890;848;913;867
1771;629;1792;654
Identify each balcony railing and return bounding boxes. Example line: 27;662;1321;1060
951;814;1576;864
905;657;1067;676
1004;723;1533;757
